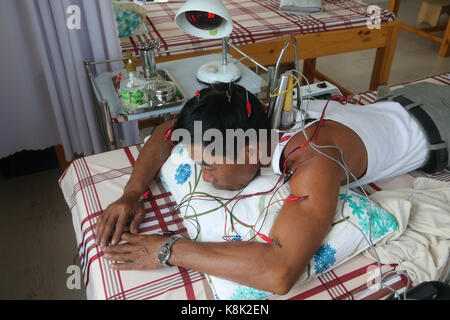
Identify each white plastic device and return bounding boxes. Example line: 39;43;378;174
293;81;342;102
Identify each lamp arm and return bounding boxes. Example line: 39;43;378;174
271;41;291;94
226;40;268;72
222;37;228;66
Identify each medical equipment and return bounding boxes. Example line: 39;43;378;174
138;39;161;80
147;80;177;107
268;41;291;121
295;81;342;102
280;75;295;130
174;0;286;86
269;77;342;130
113;68;186;115
175;0;241;84
270;74;291;130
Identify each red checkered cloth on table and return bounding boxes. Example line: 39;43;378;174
120;0;396;55
59;73;450;300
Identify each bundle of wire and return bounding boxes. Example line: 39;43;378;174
163;71;412;299
282;69;411;299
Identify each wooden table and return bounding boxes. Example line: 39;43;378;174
227;21;402;96
122;0;401;96
153;22;402;96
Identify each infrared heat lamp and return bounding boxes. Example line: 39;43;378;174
175;0;241;84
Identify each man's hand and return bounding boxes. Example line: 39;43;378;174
96;192;145;247
103;233;168;270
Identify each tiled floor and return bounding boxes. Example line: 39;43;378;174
0;168;86;299
0;0;448;299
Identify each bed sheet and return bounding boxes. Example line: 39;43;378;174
58;73;450;300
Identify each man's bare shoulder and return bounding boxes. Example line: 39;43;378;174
282;120;368;185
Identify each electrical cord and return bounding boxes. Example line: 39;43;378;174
163;71;412;298
282;72;412;299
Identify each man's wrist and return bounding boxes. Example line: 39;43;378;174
166;237;190;267
121;188;141;201
157;234;184;267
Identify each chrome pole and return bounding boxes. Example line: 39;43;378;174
222;37;228;66
291;37;300;73
100;99;116;150
268;41;290;118
226;40;269;72
271;41;290;95
86;42;227;66
266;66;274;114
270;73;289;130
84;61;116;150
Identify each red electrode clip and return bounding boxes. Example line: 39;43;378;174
139;190;150;202
284;195;309;202
256;232;273;244
164;127;173;141
246;99;252;118
164;115;175;141
279;135;291;143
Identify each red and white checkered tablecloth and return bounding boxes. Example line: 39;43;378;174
121;0;396;56
59;73;449;300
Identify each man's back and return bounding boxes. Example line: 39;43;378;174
274;100;429;189
279;118;368;187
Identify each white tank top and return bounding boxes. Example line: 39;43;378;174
271;100;429;188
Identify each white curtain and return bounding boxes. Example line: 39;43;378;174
0;0;123;161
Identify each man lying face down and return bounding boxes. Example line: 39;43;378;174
96;83;432;295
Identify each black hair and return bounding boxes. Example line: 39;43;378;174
171;83;270;159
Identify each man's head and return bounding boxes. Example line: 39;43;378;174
171;83;271;190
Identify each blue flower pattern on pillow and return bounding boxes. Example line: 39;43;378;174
114;7;147;38
230;285;270;300
231;235;242;242
175;164;192;185
339;193;398;239
177;146;185;155
313;243;337;275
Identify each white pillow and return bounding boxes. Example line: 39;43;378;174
160;143;398;300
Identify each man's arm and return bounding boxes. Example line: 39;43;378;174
171;153;342;293
104;153;343;295
96;121;174;246
123;121;174;196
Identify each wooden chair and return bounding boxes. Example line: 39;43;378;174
390;0;450;57
417;0;450;27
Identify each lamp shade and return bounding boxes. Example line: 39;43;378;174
175;0;233;39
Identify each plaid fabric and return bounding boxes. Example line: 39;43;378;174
120;0;396;55
59;146;213;300
270;254;412;300
59;74;449;300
